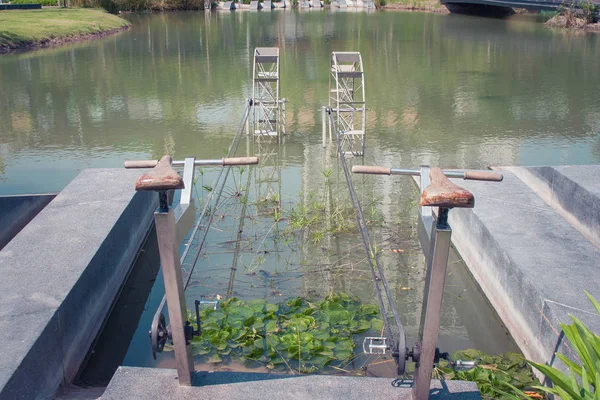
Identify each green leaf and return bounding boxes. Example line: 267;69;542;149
266;303;278;312
370;318;384;331
584;290;600;316
335;350;353;360
530;361;583;399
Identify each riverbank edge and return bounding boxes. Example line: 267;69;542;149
0;24;131;54
545;14;600;31
381;2;449;13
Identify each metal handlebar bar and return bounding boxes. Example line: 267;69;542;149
351;165;503;182
124;156;260;169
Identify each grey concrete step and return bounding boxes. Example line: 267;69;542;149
434;168;600;372
103;367;480;399
506;165;600;249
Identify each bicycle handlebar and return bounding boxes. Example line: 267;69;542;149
351;165;503;182
462;170;503;182
124;156;260;169
351;166;391;175
124;160;160;169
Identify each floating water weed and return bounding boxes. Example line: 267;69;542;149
185;293;383;373
434;349;541;399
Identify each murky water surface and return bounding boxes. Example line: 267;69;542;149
2;10;599;375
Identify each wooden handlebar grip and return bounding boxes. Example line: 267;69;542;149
222;157;259;166
463;171;503;182
124;160;159;169
351;166;391;175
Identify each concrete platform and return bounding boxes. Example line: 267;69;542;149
427;166;600;373
506;165;600;249
0;169;157;399
103;367;480;399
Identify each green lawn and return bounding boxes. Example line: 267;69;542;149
0;9;130;50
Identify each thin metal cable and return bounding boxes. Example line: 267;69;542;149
328;111;405;353
151;99;252;319
226;167;252;299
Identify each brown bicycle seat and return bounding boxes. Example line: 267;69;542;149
420;167;474;208
135;155;184;192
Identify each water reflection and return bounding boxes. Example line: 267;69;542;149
1;11;599;194
1;9;599;370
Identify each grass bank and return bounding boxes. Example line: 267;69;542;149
380;0;448;13
0;9;131;52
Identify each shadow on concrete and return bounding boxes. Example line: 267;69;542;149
193;371;303;386
192;372;480;399
430;379;481;399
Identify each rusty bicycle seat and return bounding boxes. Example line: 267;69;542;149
420;167;474;208
135;155;184;192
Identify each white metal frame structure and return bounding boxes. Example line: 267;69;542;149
253;140;282;214
329;52;366;157
252;47;285;138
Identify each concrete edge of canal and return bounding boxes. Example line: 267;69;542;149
0;169;157;400
414;165;600;378
102;367;480;399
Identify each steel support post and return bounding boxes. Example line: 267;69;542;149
412;208;452;400
417;166;433;256
322;106;327;148
328;110;333;143
154;207;194;386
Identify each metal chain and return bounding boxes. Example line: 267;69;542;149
328;110;405;354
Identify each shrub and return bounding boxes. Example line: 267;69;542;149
10;0;60;6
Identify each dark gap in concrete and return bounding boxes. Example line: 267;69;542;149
74;225;161;387
0;194;56;251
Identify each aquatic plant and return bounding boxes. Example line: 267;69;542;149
186;293;383;373
434;349;542;399
529;291;600;400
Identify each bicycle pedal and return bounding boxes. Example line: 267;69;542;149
197;300;219;310
363;337;388;354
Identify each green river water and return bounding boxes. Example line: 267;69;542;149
1;10;599;376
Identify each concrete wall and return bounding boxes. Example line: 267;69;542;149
433;169;600;375
0;169;157;400
0;194;56;251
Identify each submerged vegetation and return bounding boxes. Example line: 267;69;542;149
185;293;384;373
281;185;384;245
